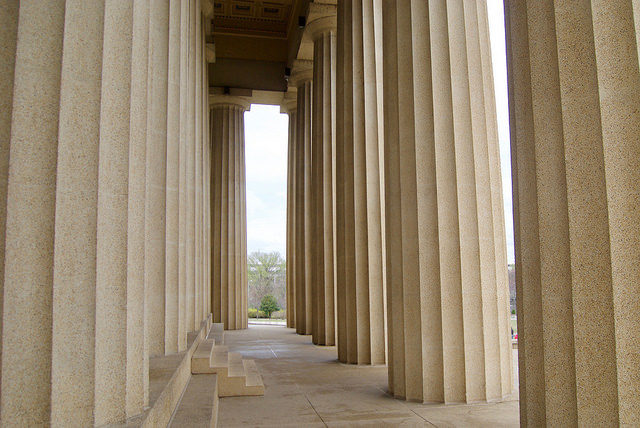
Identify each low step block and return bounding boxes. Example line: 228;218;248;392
169;374;218;428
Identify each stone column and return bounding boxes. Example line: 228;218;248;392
94;1;134;424
127;0;151;412
165;0;182;354
381;0;512;403
336;0;386;365
178;0;190;351
194;0;203;328
282;92;297;329
307;12;337;346
0;1;18;399
0;1;65;424
145;0;169;358
186;0;197;332
290;62;313;335
49;2;105;426
211;98;249;330
505;1;640;426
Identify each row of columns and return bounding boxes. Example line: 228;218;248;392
210;98;249;330
0;1;212;425
505;1;640;426
285;0;512;404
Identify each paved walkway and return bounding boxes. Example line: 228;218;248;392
218;325;519;427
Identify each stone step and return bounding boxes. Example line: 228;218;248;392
169;374;219;428
190;333;264;398
210;323;224;345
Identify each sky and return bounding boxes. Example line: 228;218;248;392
245;0;515;263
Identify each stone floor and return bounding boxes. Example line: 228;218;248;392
218;325;519;427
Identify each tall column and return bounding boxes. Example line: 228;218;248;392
145;0;169;358
194;0;203;328
165;0;182;354
291;62;313;336
178;0;190;351
186;0;196;331
336;0;386;365
0;1;65;424
381;0;512;403
308;12;337;346
0;1;19;397
282;91;297;329
211;98;249;330
505;1;640;426
49;2;104;426
127;0;151;412
94;1;134;424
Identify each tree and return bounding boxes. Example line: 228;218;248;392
247;251;286;310
259;295;280;319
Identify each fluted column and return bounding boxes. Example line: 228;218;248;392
291;62;313;335
94;2;135;424
283;92;297;329
211;98;249;330
127;0;151;412
505;1;640;426
307;12;337;346
178;0;190;351
49;2;105;426
194;0;203;328
145;0;169;358
336;0;386;365
0;2;65;424
381;0;511;403
0;1;18;398
165;0;182;354
186;0;197;332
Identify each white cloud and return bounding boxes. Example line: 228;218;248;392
245;105;289;257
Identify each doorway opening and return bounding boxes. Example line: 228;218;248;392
244;104;289;326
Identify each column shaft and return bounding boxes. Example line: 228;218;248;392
211;102;248;329
505;1;640;425
337;0;386;365
145;0;169;357
50;2;104;425
294;78;313;335
165;0;181;354
127;0;151;411
286;109;298;328
194;0;203;328
178;0;189;350
0;0;18;400
310;24;336;346
94;1;134;424
381;0;511;403
186;0;196;331
0;1;65;424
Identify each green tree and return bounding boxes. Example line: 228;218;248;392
259;295;280;319
247;251;286;310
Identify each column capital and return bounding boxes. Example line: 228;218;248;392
209;95;251;111
280;89;298;114
306;14;337;41
289;60;313;87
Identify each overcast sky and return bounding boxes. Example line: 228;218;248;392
245;0;515;263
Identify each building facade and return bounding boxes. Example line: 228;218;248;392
0;0;638;426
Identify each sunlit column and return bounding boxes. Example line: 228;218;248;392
0;1;65;424
381;0;512;403
282;91;297;329
505;1;640;425
307;11;337;346
336;0;386;364
290;61;313;335
211;97;249;329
